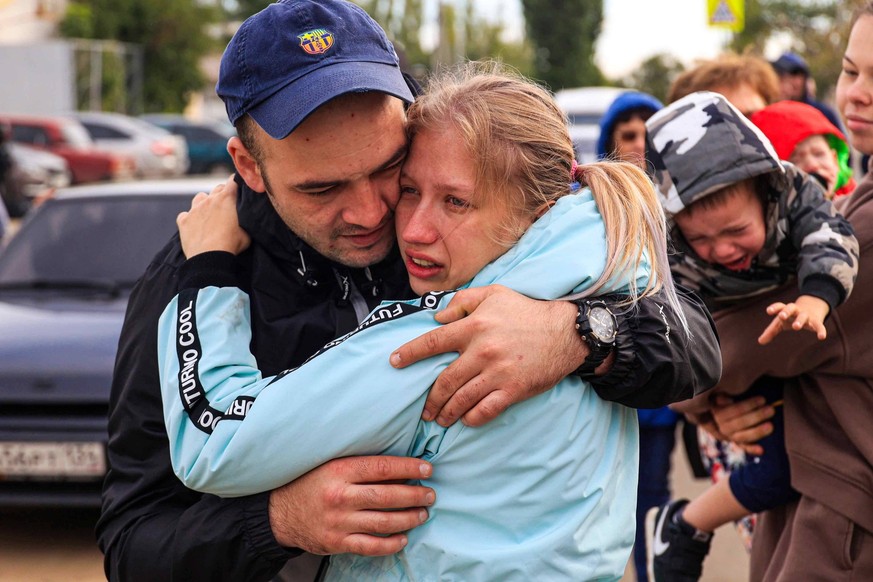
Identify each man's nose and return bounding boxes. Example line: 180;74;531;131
344;180;389;228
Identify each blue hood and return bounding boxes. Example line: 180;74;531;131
596;91;663;158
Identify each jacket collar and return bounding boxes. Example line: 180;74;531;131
234;174;403;297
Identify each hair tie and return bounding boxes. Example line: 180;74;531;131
570;159;579;179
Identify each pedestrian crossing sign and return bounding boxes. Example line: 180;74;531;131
708;0;744;32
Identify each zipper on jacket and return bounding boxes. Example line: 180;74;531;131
333;268;371;324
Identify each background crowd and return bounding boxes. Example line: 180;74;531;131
596;7;872;581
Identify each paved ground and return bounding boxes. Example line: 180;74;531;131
0;507;104;581
0;428;749;582
621;433;750;582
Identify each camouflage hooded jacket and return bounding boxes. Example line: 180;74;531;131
645;91;858;311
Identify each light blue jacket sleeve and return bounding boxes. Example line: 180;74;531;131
158;288;453;497
158;192;647;499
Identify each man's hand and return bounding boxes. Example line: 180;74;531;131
269;456;434;556
758;294;829;345
390;285;586;427
177;176;251;259
709;394;776;456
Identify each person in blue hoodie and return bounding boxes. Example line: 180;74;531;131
598;90;678;582
597;91;664;170
156;64;697;581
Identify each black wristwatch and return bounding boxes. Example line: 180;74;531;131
574;300;618;377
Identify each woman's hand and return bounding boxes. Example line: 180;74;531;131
177;176;251;259
758;294;830;344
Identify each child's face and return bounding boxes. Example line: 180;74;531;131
789;134;839;194
674;184;767;271
612;116;648;169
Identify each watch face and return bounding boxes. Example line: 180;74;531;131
589;306;616;342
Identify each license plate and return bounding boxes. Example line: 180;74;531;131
0;441;106;480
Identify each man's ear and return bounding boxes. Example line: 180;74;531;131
228;136;266;192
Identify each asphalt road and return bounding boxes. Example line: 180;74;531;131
0;430;748;582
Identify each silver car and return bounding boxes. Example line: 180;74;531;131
555;86;626;164
8;143;72;198
72;112;189;179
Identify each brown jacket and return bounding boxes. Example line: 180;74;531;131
712;169;873;533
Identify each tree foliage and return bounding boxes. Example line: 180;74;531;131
354;1;532;79
624;54;686;104
355;0;428;69
462;1;534;76
729;0;865;98
520;0;604;91
231;0;272;19
59;0;220;113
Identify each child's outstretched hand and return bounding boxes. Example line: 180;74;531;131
177;175;251;259
758;294;829;345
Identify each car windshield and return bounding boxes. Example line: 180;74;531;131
0;195;191;289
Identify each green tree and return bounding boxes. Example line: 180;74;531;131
59;0;220;113
355;0;428;70
520;0;604;90
462;1;534;76
231;0;271;19
728;0;865;99
624;54;686;104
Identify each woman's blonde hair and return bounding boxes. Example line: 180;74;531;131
407;61;687;332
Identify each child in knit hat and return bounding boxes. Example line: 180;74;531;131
751;99;856;198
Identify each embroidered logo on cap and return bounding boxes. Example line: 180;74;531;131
298;29;334;55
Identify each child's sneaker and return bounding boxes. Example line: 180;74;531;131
645;499;713;582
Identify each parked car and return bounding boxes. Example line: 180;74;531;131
8;143;72;197
73;111;190;179
0;178;213;506
0;143;71;218
1;114;134;184
555;86;626;163
141;114;236;175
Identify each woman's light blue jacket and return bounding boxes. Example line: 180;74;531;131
158;191;646;581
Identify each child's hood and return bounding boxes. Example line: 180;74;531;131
750;100;854;193
645;91;787;219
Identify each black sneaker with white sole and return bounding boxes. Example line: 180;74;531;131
645;499;713;582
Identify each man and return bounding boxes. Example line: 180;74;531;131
771;52;846;133
96;1;721;581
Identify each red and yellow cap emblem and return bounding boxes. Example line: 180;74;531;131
298;29;335;55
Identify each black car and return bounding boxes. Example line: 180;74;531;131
0;178;214;506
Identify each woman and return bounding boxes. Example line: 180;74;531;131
690;5;873;580
158;63;687;580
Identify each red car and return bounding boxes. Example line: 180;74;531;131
1;114;133;184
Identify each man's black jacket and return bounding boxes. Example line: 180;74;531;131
96;180;721;581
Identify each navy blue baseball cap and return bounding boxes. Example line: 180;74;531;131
217;0;414;140
771;52;810;76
